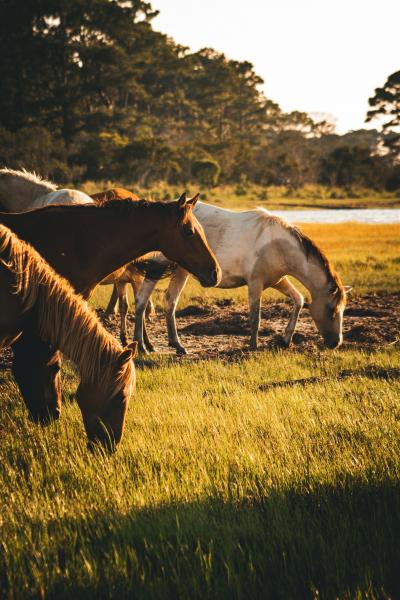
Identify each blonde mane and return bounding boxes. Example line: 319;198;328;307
255;207;346;312
0;225;132;395
0;168;57;193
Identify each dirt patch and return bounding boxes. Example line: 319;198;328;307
1;293;399;371
100;292;399;362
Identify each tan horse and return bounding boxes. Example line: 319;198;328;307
0;194;220;421
0;224;135;450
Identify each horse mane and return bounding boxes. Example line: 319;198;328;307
255;207;346;312
0;225;132;395
0;168;57;192
96;197;167;211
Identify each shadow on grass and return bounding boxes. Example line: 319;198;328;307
2;478;400;599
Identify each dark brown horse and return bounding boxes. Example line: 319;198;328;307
0;194;221;422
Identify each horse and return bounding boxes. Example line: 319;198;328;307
130;202;351;354
0;168;93;209
0;194;220;421
90;187;155;342
0;173;152;345
0;224;136;450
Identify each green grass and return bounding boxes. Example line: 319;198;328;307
81;181;400;210
1;348;400;598
1;221;400;598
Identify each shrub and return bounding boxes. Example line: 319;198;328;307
191;159;221;187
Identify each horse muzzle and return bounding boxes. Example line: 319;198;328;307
323;333;342;350
199;266;221;288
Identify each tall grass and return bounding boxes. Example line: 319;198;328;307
1;219;399;598
1;348;400;598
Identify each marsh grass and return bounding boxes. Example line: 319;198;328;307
1;221;400;599
1;348;400;598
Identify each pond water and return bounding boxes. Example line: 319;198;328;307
274;208;400;224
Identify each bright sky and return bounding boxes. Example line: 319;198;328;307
153;0;400;133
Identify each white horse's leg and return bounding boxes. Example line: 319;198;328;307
104;284;119;317
130;274;154;322
248;278;264;350
117;281;129;346
133;278;158;353
272;277;304;346
164;268;189;355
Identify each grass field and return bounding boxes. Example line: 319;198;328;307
1;221;400;599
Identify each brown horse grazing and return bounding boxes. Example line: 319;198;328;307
0;194;220;422
0;224;136;450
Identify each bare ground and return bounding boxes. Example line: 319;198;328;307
104;292;399;364
0;294;399;373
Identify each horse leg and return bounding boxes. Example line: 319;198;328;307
12;331;62;424
248;279;264;350
272;277;304;347
117;281;129;346
130;273;154;322
165;268;189;355
104;284;119;317
133;278;158;353
145;297;155;322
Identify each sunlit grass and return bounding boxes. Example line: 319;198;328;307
1;219;399;598
1;347;400;598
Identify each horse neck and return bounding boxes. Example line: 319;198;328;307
278;229;331;300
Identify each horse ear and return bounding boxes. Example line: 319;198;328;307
126;341;138;358
344;285;353;294
177;192;187;209
117;344;137;369
187;193;200;208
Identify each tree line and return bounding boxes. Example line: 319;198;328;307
0;0;399;190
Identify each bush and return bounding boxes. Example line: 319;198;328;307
191;159;221;187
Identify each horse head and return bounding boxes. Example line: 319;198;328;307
158;193;221;287
76;343;136;452
12;337;62;424
308;285;351;349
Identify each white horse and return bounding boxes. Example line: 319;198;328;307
131;201;350;353
0;168;93;209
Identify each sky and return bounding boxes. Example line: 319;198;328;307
153;0;400;133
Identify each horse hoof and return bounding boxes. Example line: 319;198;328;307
176;346;187;355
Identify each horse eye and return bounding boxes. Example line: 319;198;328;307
183;226;195;237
